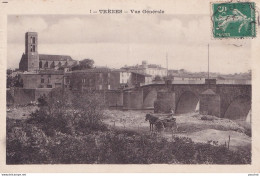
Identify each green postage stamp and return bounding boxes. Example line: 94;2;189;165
212;1;256;38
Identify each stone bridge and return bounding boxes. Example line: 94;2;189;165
123;79;251;120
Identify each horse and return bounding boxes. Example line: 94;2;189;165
145;114;159;132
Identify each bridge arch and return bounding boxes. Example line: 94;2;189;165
143;89;157;109
224;95;251;120
176;91;199;114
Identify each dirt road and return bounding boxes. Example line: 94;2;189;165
103;109;251;151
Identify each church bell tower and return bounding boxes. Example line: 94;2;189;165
25;32;39;71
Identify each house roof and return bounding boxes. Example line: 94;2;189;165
39;70;64;75
39;54;73;61
130;71;152;77
66;68;111;74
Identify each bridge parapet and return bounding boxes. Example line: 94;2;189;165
216;80;251;85
138;79;251;87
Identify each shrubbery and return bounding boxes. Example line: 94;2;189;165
7;119;251;164
6;88;251;164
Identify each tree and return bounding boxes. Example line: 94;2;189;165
153;75;163;82
7;74;23;88
71;59;94;71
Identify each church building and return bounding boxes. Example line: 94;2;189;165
18;32;77;89
19;32;76;72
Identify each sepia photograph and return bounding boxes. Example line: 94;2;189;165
1;0;260;172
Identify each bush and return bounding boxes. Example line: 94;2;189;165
6;119;251;164
6;121;51;164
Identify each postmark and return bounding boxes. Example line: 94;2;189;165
212;1;256;38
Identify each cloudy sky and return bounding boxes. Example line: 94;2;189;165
8;15;251;74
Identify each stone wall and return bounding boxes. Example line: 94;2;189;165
123;90;143;109
105;90;123;107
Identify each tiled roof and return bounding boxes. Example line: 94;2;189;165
39;70;64;75
66;68;111;74
131;71;152;77
39;54;73;61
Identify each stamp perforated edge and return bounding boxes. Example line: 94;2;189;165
210;0;258;40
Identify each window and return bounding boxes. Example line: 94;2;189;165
32;37;36;44
47;85;52;88
48;75;51;78
31;37;36;44
32;45;35;52
39;61;42;68
41;78;44;83
48;78;50;83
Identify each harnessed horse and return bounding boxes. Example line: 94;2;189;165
145;114;159;132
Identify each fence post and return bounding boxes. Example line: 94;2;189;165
228;135;230;149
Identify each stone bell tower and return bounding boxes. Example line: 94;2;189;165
19;32;39;72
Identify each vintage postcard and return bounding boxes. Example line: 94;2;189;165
0;0;260;173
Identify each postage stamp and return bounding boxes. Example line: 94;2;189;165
212;2;256;38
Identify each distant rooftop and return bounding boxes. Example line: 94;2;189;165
39;54;73;61
131;71;152;77
121;60;166;70
22;70;64;75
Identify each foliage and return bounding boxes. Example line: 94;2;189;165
29;88;107;136
6;119;51;164
71;59;94;71
153;75;163;82
37;95;48;107
7;117;251;164
7;74;23;88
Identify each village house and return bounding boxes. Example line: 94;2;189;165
64;68;152;91
20;70;64;89
64;68;133;91
121;60;167;80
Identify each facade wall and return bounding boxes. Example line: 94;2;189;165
145;67;167;78
39;60;75;70
67;72;110;91
27;54;39;72
19;54;28;71
21;73;64;89
123;90;143;109
105;90;123;107
66;70;133;91
13;88;36;105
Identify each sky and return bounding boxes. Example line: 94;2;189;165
7;15;251;74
